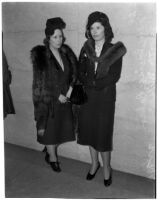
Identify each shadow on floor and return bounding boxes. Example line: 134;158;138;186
5;143;155;198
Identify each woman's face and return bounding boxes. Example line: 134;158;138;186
49;29;63;49
90;22;105;42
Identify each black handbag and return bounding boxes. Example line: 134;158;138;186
70;84;87;105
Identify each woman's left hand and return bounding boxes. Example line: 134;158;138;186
37;129;45;136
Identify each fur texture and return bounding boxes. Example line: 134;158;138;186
82;40;126;79
31;45;49;71
96;41;126;79
30;44;77;129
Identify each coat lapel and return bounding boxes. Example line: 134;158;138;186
50;50;65;72
99;42;111;57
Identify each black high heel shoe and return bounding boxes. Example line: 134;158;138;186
42;146;61;172
86;162;100;180
49;161;61;172
104;168;112;187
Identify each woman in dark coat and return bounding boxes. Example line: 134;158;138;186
31;17;77;172
3;50;15;118
77;11;126;186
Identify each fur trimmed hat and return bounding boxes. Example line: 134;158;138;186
45;17;66;37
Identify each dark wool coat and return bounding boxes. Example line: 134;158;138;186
3;50;15;118
31;44;77;130
78;41;126;101
77;41;127;151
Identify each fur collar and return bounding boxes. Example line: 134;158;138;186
83;39;127;79
30;44;72;71
99;41;127;64
83;39;126;64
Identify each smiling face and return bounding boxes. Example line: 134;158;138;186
90;22;105;42
49;29;63;49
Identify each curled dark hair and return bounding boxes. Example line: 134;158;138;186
85;11;114;43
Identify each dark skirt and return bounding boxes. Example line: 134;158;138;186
37;102;75;145
77;88;115;152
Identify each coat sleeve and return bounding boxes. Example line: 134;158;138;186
95;57;123;89
78;47;88;85
31;46;49;130
32;68;49;130
3;50;12;85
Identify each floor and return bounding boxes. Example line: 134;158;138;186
5;143;155;198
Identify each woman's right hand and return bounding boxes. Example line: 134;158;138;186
38;129;45;136
58;94;68;103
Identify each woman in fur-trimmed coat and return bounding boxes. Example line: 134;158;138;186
77;11;127;186
31;17;77;172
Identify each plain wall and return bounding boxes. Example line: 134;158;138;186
2;2;156;179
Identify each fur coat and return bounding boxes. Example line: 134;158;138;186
30;44;77;130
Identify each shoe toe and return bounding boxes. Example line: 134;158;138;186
86;172;94;180
50;162;61;172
